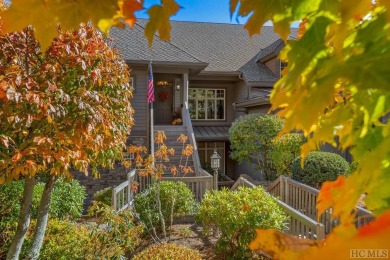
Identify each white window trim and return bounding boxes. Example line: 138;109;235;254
188;88;226;120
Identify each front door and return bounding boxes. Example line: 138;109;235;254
155;85;173;124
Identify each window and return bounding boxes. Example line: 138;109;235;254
280;61;288;77
198;142;225;174
188;88;225;120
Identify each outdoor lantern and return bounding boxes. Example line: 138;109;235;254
175;82;181;91
210;149;221;171
210;149;221;190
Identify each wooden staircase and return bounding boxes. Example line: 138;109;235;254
231;175;375;240
154;125;194;173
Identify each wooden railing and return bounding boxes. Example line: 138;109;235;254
268;175;375;233
112;169;137;211
218;174;235;189
162;169;213;201
113;168;213;210
182;101;201;175
231;176;325;240
279;200;325;240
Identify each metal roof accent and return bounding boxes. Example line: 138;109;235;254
193;126;230;141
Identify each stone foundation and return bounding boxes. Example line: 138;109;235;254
72;164;129;211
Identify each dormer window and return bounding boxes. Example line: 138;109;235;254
280;61;288;77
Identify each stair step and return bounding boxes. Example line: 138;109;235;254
154;126;187;131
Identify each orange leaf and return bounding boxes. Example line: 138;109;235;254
249;212;390;260
12;152;22;163
357;210;390;237
297;18;308;40
249;229;318;260
121;0;144;27
317;175;345;218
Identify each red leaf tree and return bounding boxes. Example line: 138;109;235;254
0;24;133;259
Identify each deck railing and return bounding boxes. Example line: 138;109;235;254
182;101;201;175
112;169;137;211
112;168;213;210
162;169;213;201
231;176;325;240
268;175;375;233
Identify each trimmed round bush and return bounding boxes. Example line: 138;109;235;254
133;243;202;260
229;113;284;180
291;151;350;188
196;186;287;259
134;181;196;229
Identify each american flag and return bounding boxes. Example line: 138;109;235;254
147;62;154;104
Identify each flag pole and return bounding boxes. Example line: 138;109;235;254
148;61;155;168
150;100;154;167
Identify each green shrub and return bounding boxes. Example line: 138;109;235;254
32;178;86;220
196;186;287;259
0;181;25;258
93;186;113;206
134;181;196;230
269;133;305;177
87;202;144;258
18;203;143;260
21;219;90;260
133;243;202;260
291;151;350;188
0;178;85;257
229;113;284;180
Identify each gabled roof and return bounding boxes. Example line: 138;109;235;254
238;55;278;86
110;19;297;83
256;39;285;63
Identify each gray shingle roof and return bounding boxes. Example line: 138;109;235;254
110;23;203;64
239;55;278;83
256;39;284;62
110;19;297;82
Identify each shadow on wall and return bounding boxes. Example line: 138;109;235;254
234;161;264;181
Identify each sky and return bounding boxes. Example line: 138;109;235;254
135;0;299;27
135;0;250;24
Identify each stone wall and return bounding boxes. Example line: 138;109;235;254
72;164;129;211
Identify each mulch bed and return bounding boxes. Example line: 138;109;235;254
130;223;222;259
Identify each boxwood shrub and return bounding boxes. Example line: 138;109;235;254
291;151;350;188
196;186;287;259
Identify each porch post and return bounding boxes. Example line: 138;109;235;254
182;73;189;104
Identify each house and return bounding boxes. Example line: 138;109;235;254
109;19;297;181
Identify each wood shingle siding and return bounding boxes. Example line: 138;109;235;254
131;71;148;134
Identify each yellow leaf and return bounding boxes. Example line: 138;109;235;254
2;0;119;48
145;0;180;45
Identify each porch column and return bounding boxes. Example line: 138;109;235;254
182;73;189;104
